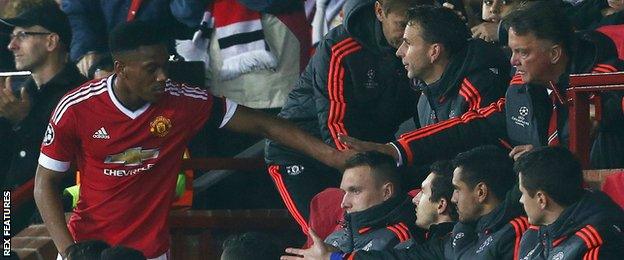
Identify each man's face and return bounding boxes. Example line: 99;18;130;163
508;28;556;85
413;173;439;230
451;167;482;223
518;173;545;225
340;166;388;214
116;45;169;104
482;0;522;23
7;26;51;71
396;24;432;80
379;10;409;49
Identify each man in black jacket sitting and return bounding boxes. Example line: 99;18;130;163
516;146;624;260
323;151;416;253
283;146;526;260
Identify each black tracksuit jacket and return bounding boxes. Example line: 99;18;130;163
343;221;455;260
265;0;417;166
325;196;417;253
518;191;624;260
391;32;624;168
415;39;509;128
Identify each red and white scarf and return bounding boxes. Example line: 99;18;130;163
176;0;277;80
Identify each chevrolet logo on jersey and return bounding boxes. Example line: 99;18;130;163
104;147;160;166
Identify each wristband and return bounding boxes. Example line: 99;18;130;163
330;252;344;260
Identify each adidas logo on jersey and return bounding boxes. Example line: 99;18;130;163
93;127;110;139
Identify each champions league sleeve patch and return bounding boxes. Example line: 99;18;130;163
42;123;55;146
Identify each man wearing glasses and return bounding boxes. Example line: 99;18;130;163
0;2;86;233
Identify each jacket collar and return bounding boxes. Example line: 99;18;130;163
345;195;414;230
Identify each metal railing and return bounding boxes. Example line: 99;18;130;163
567;71;624;168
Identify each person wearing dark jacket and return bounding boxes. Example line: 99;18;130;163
0;3;87;233
264;0;431;233
311;152;415;253
339;160;458;260
395;6;509;129
563;0;624;30
444;146;528;260
282;146;527;260
496;0;624;48
340;1;624;169
515;146;624;260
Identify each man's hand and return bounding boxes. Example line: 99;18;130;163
471;22;499;42
509;144;534;161
77;52;101;77
0;77;31;125
281;229;337;260
338;134;400;162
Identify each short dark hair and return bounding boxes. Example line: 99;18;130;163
452;145;516;200
100;246;146;260
221;232;282;260
514;146;584;206
378;0;434;15
429;160;458;221
504;1;574;55
406;5;470;57
66;240;110;260
109;20;168;55
344;151;400;193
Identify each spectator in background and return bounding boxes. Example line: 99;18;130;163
61;0;204;76
220;232;283;260
565;0;624;30
516;147;624;259
0;0;56;71
101;246;146;260
470;0;532;43
0;0;15;72
0;1;86;233
265;0;431;234
489;0;624;48
65;240;110;260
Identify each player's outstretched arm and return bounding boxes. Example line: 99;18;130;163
34;165;74;257
223;106;353;170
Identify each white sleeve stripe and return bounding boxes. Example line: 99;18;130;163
53;87;108;124
38;153;70;172
52;79;107;122
220;99;238;128
166;90;209;100
165;81;209;97
179;86;208;96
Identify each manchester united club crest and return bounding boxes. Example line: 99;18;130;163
150;116;172;137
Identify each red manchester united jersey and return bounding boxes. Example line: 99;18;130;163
39;76;236;258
